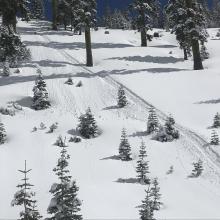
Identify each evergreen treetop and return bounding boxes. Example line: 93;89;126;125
210;130;219;145
150;178;162;211
191;159;203;177
147;107;159;134
77;0;97;28
136;141;150;184
131;0;160;30
119;128;132;161
11;160;42;220
0;121;7;144
117;86;128;108
213;112;220;128
48;136;82;220
78;107;98;139
32;71;50;110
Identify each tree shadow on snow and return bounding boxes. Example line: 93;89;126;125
67;129;79;136
108;55;184;64
116;178;148;185
150;44;178;49
100;155;121;161
96;68;187;78
0;74;71;86
102;105;120;110
23;40;134;50
129;131;148;137
195;99;220;105
16;96;33;109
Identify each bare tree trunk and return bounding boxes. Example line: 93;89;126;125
191;39;203;70
79;26;82;35
52;0;58;30
184;49;188;60
141;28;147;47
85;26;93;67
185;0;203;70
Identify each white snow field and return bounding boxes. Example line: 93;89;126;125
1;20;220;219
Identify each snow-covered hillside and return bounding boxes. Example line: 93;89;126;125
1;20;220;219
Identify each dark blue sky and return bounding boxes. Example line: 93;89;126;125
45;0;211;19
45;0;167;19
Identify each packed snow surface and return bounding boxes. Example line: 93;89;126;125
1;20;220;219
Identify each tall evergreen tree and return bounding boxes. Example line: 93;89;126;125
52;0;58;30
210;130;219;145
131;0;160;47
57;0;71;30
150;178;162;211
166;0;208;65
103;5;113;28
32;70;50;110
0;0;30;32
165;0;192;60
164;115;179;139
147;107;159;134
117;86;128;108
139;180;162;220
139;187;154;220
11;160;42;220
0;121;7;144
136;141;150;184
31;0;44;19
0;26;31;65
191;159;203;177
78;107;98;139
119;128;132;161
211;0;220;27
213;112;220;128
48;137;82;220
77;0;97;66
185;0;208;70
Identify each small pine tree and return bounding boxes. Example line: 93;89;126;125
136;141;150;184
65;77;74;85
200;44;209;60
32;71;50;110
11;160;42;220
119;128;132;161
139;187;154;220
150;178;162;211
166;165;174;174
117;86;127;108
48;136;82;220
164;115;179;139
213;113;220;128
210;130;219;145
78;107;98;139
0;121;7;144
147;107;159;134
2;61;10;76
54;135;65;146
76;80;83;87
191;159;203;177
49;122;58;133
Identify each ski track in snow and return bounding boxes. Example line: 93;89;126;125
36;30;220;187
1;21;220;218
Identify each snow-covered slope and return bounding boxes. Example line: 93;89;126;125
1;20;220;219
